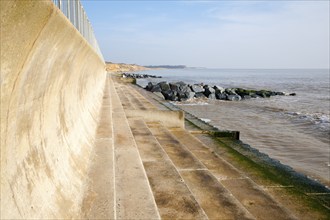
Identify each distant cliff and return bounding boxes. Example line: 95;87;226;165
106;62;148;72
144;65;186;69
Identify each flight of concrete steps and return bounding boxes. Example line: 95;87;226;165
82;74;298;219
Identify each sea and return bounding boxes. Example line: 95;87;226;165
136;68;330;186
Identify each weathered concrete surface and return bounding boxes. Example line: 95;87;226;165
125;109;185;128
128;119;208;219
0;1;105;219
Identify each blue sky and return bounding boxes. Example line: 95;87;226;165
82;0;329;68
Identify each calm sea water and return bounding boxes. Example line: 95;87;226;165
137;68;330;186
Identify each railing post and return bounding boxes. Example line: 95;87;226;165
67;0;70;22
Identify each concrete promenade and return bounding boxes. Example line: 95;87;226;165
82;73;329;219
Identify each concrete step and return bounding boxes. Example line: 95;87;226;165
147;122;255;219
128;118;207;219
121;88;146;110
82;76;115;219
109;77;160;219
115;82;157;110
115;87;134;110
124;84;158;110
114;83;143;110
170;128;297;220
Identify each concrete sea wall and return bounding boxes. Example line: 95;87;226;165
0;0;105;218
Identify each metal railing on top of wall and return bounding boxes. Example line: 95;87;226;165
52;0;104;61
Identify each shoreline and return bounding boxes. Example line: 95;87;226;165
115;71;329;188
135;81;330;189
129;71;329;187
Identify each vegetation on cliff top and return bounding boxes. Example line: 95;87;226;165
105;62;148;72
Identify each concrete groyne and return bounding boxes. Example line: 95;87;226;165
1;1;105;218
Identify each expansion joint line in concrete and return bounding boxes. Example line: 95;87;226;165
177;168;208;171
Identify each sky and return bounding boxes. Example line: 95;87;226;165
81;0;329;69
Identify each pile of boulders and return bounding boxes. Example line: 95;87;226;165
122;72;161;79
145;81;296;101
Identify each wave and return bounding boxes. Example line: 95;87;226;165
284;111;330;131
261;106;287;113
172;100;209;106
200;118;211;123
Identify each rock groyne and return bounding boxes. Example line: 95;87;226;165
144;81;296;101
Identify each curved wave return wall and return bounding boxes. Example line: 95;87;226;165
1;0;106;218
